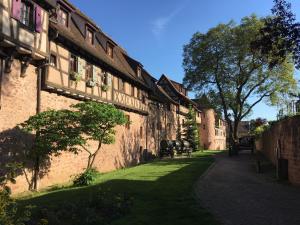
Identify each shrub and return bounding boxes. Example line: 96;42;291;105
254;124;270;138
73;168;99;186
0;163;47;225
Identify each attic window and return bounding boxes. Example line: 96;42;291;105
86;26;94;45
137;67;141;78
57;7;68;26
107;43;113;58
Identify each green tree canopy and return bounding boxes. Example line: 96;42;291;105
72;102;127;169
183;15;296;154
20;102;127;190
182;105;200;151
252;0;300;69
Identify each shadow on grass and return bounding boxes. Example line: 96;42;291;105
19;153;220;225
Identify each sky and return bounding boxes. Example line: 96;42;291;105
70;0;299;121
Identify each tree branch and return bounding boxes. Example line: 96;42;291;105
80;144;92;156
241;75;269;106
241;92;271;120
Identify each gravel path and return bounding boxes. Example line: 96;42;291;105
195;150;300;225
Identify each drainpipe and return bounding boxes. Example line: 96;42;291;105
0;58;4;110
36;66;42;114
36;59;49;114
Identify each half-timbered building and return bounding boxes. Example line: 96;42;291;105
0;0;226;193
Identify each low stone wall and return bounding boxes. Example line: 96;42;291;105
258;116;300;185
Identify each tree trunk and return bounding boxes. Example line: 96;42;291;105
86;141;102;171
232;120;240;155
32;155;40;191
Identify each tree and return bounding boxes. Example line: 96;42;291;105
20;102;127;190
182;105;200;151
193;93;222;119
249;117;268;134
73;102;127;170
20;110;82;190
183;15;296;155
252;0;300;69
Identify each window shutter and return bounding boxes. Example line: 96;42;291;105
35;5;42;33
107;73;112;87
77;57;85;76
11;0;21;20
92;65;97;82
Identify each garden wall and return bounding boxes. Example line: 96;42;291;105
258;116;300;185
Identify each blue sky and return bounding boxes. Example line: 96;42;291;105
70;0;299;121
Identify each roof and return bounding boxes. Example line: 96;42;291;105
157;74;198;107
50;0;150;90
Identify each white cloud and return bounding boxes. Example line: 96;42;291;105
151;2;188;38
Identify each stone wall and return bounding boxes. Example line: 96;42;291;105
0;60;149;193
258;116;300;186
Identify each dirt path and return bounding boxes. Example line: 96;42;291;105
195;150;300;225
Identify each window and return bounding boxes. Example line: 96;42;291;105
137;67;141;78
20;1;33;27
86;63;93;80
86;27;94;45
137;89;142;99
70;54;77;72
142;95;146;104
125;115;130;129
57;7;68;26
107;43;113;58
140;127;143;139
118;78;124;91
203;124;206;130
131;86;135;96
50;54;57;67
102;72;108;85
167;104;171;111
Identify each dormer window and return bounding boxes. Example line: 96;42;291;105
107;43;113;58
86;27;94;45
137;67;141;78
57;7;68;26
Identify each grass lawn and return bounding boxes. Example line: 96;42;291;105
19;151;221;225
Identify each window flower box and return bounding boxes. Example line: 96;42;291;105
101;84;109;92
86;80;96;87
69;71;81;82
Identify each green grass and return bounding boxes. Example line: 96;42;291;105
19;151;220;225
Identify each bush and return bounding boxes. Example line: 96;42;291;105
73;168;99;186
254;124;269;138
0;163;47;225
